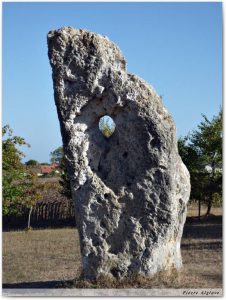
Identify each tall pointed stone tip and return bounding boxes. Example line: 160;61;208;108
47;26;77;39
47;26;100;41
47;26;127;71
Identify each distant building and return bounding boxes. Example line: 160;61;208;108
27;166;41;174
40;164;59;175
26;163;60;176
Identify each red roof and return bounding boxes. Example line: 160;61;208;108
51;163;59;168
40;164;59;174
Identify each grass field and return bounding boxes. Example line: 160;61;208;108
2;205;222;289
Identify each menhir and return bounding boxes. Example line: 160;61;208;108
47;27;190;280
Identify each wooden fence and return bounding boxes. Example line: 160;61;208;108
32;200;75;221
3;198;76;231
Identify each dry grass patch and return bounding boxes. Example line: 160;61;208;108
65;268;182;289
187;203;222;217
3;228;81;285
3;206;222;289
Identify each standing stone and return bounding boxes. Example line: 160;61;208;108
47;27;190;280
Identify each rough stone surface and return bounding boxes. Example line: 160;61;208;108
47;27;190;280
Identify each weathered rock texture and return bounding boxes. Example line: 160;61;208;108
47;27;190;280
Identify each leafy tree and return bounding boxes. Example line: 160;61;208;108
50;146;72;199
25;159;39;166
178;109;222;216
50;146;63;164
2;125;42;228
3;125;28;216
178;137;206;218
190;109;222;215
59;154;72;199
23;173;43;229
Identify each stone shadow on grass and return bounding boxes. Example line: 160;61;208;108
2;280;70;289
183;215;222;240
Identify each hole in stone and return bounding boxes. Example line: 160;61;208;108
104;193;110;199
110;268;120;278
122;151;128;158
92;237;100;247
96;196;102;204
99;115;116;138
90;203;96;211
100;221;106;228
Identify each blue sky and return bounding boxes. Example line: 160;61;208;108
3;2;222;163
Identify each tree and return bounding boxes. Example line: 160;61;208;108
178;137;206;218
23;173;43;229
3;125;28;216
59;154;72;199
25;159;39;166
178;109;222;216
2;125;42;228
50;146;63;164
50;146;72;199
190;109;222;215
